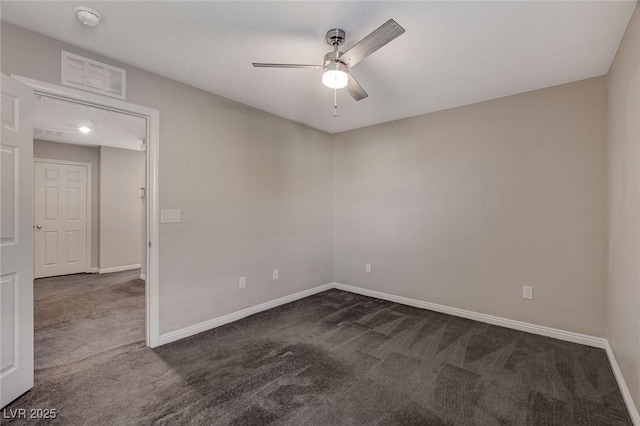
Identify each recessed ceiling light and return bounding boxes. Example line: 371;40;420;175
74;6;103;28
78;126;92;134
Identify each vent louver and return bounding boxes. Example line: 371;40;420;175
61;51;126;99
34;127;68;138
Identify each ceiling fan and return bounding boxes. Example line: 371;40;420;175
252;19;405;102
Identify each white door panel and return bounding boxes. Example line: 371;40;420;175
34;162;87;278
1;74;34;407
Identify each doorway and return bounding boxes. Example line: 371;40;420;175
1;74;159;407
30;88;149;371
14;75;160;348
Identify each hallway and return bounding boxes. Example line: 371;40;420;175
34;270;144;369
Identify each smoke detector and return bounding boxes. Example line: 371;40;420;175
74;6;103;27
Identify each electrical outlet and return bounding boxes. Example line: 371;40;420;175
273;269;279;280
522;286;533;300
365;263;371;273
239;276;246;289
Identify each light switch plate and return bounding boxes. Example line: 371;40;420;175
161;209;181;223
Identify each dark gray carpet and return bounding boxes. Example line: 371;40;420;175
32;269;144;370
5;276;631;425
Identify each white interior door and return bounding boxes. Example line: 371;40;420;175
1;74;34;407
34;162;87;278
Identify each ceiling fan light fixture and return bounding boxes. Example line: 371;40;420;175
322;62;349;89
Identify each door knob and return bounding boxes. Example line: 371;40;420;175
36;225;42;229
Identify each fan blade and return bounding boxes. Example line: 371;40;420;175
252;63;323;69
339;19;405;68
346;73;368;101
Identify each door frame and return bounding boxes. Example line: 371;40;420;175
14;75;161;348
34;158;93;276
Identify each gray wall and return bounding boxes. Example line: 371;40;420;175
1;23;334;334
607;4;640;411
33;140;100;270
333;77;608;337
99;146;144;270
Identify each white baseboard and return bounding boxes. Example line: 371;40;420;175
334;284;640;420
159;281;606;349
155;281;637;421
98;264;142;274
139;273;147;281
158;283;334;346
89;267;99;274
605;341;640;425
158;281;606;349
331;282;606;349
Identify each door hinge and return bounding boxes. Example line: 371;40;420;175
148;241;152;248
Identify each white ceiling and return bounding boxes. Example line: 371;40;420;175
2;1;636;134
34;95;146;151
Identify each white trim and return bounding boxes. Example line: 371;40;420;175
34;158;92;167
158;283;334;346
337;283;640;419
15;75;161;348
14;75;138;116
331;283;607;348
157;281;607;349
605;341;640;425
146;98;160;348
98;264;141;274
34;158;92;274
90;267;99;274
153;280;637;423
140;273;146;281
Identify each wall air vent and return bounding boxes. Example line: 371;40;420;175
34;127;68;138
61;51;126;99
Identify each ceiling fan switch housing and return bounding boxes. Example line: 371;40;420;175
324;61;348;74
324;51;346;66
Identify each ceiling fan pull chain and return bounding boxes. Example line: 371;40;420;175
334;89;338;118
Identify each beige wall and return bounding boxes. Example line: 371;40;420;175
607;4;640;411
6;20;629;372
334;77;608;337
1;23;334;334
33;140;100;270
99;146;144;270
